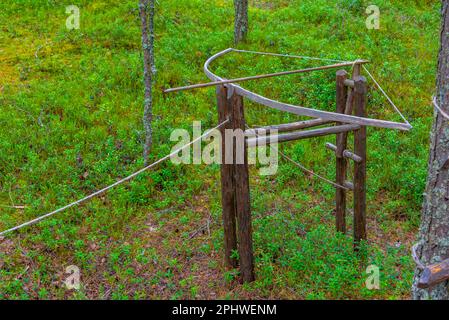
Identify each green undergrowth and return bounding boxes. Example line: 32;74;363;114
0;0;439;299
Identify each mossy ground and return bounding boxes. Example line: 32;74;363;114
0;0;439;299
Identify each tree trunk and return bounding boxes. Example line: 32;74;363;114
234;0;248;44
412;0;449;300
139;0;156;165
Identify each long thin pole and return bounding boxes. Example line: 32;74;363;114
164;60;369;94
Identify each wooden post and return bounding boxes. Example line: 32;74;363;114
335;70;348;233
217;85;238;268
231;91;255;283
345;63;361;114
353;76;367;245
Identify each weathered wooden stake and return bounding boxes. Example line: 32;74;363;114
217;85;238;268
231;92;255;283
353;76;367;245
335;70;349;233
345;64;361;114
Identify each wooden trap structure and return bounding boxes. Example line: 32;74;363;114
167;48;411;283
0;48;418;287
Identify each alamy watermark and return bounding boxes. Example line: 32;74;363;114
365;264;380;290
170;121;279;176
66;5;80;30
366;5;380;30
64;265;80;290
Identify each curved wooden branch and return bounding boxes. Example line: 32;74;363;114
204;48;412;132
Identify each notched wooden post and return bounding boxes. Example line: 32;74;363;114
353;76;367;247
231;91;255;283
217;85;238;268
336;70;348;233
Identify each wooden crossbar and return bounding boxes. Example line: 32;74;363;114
246;124;360;147
325;143;362;163
244;118;332;137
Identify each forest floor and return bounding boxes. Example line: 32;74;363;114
0;0;440;299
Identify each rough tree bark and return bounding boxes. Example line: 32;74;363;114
139;0;156;165
412;0;449;300
234;0;248;44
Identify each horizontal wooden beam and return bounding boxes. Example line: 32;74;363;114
418;258;449;289
246;124;361;147
325;143;363;163
245;119;332;137
165;61;369;93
